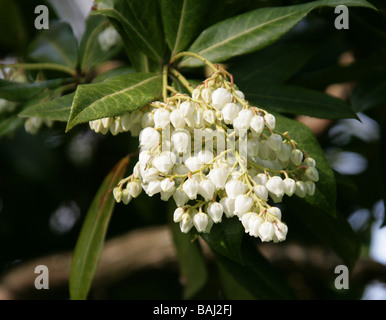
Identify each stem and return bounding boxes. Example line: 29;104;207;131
2;63;77;77
169;51;218;73
169;68;194;94
162;65;168;102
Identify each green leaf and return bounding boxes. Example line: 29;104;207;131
274;113;337;216
351;69;386;112
69;156;130;300
180;0;377;67
66;72;162;131
78;15;122;73
245;82;356;119
201;217;244;264
216;238;296;299
93;0;165;62
284;197;360;269
28;21;78;69
0;78;70;102
170;219;208;299
18;92;74;122
161;0;217;55
92;66;134;83
229;43;314;85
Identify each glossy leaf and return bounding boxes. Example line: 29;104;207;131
216;238;296;299
229;43;314;85
161;0;217;55
180;0;376;67
245;82;356;119
78;15;122;73
28;21;78;69
66;72;162;131
201;216;244;264
170;219;208;299
0;78;70;102
274;112;337;216
351;69;386;112
18;92;74;122
69;156;130;300
93;0;165;62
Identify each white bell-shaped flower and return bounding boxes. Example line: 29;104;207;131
208;165;229;190
173;188;189;206
170;109;186;129
152;151;176;173
305;180;315;196
225;180;248;199
203;110;215;124
266;176;284;198
247;138;259;157
179;101;195;118
283;178;296;196
193;211;209;233
277;142;291;162
207;202;224;223
253;173;268;186
264;113;276;129
122;189;132;205
142;168;159;181
171;131;190;155
235;90;245;100
267;207;282;221
234;194;254;217
173;207;185;223
127;181;142;198
146;180;162;197
153;108;170;128
249;214;264;237
160;190;174;201
304;157;316;167
267;134;283;153
250;115;265;135
160;178;175;193
184;156;203;172
237;109;253;130
253;185;268;201
198;180;216;201
141;112;154;128
222;103;240;124
259;221;274;242
274;222;288;242
198;150;214;164
183;178;199;199
139;127;160;150
110;118;122;136
241;212;254;233
220;197;235;217
192;88;201;100
201;88;213;104
180;212;193;233
211;88;232;110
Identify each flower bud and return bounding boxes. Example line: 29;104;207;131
305;180;315;196
304;157;316;167
110;118;122;135
235;90;245;100
203;110;216;124
171;130;190;155
113;187;123;203
127;181;142;198
305;167;319;182
290;149;303;166
207;202;224;223
295;181;307;198
259;221;274;242
201;88;213;103
238;109;253;130
274;222;288;242
101;117;112;129
193;211;209;233
264;113;276;129
122;189;132;205
192;88;201;100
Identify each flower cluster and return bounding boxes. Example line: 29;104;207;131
108;68;319;243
